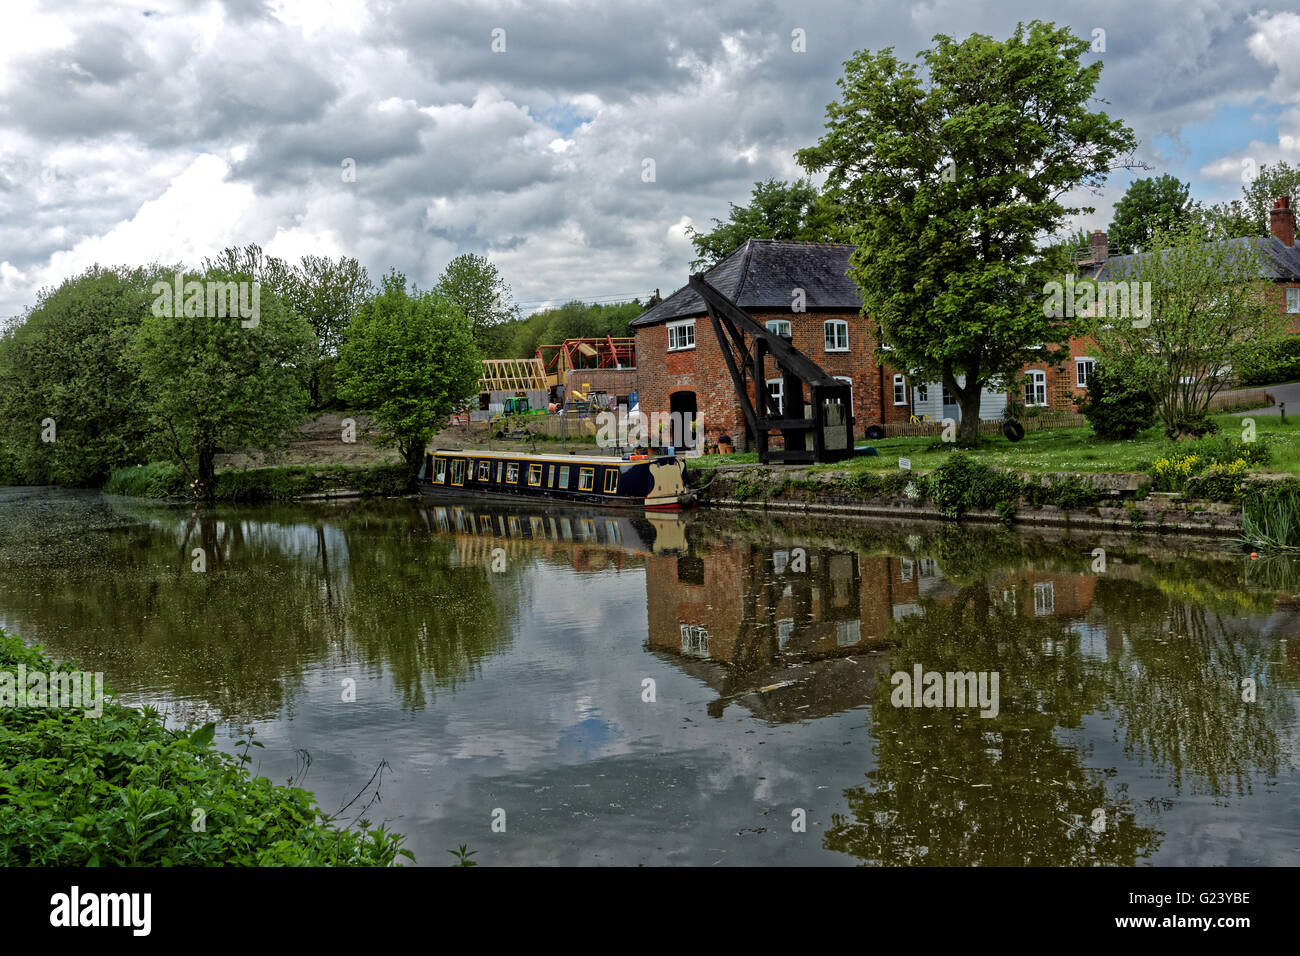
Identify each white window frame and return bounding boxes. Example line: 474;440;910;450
823;319;849;352
1025;370;1048;407
1033;581;1055;616
1075;358;1095;389
1287;287;1300;314
892;374;907;405
667;319;695;351
766;378;785;416
915;383;929;404
765;319;792;336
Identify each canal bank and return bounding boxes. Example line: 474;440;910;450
691;463;1247;537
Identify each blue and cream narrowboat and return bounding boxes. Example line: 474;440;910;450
417;449;696;511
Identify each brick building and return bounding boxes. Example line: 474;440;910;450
633;205;1300;441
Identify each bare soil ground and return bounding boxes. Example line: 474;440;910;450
213;413;608;470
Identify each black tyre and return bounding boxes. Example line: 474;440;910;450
1002;419;1025;442
865;424;886;440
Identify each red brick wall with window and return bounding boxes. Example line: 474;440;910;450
635;309;898;442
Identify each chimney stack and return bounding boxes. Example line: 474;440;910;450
1270;196;1295;247
1088;229;1108;264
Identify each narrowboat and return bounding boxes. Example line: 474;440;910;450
418;501;689;555
416;448;696;511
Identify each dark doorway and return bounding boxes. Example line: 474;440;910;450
669;391;697;448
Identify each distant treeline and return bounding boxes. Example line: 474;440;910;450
490;299;651;359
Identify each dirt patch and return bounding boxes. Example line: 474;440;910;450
215;412;401;469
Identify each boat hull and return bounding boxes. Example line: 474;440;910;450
417;449;697;512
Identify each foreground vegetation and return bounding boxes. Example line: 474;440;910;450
0;631;409;865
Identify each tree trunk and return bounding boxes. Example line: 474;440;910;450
197;445;216;499
401;440;424;486
942;366;983;448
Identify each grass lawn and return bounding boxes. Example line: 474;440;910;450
686;413;1300;476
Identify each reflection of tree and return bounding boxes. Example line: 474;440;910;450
1093;578;1290;796
0;498;512;719
826;588;1163;865
339;511;511;711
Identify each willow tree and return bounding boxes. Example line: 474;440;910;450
797;21;1135;445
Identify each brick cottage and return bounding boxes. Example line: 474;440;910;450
632;203;1300;448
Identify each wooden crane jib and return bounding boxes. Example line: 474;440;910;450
688;275;854;464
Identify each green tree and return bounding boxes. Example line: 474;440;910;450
1090;223;1288;437
797;21;1136;445
0;265;158;486
1197;161;1300;239
337;271;481;479
685;178;847;269
281;256;373;409
497;299;644;358
133;266;316;495
435;253;520;357
1108;174;1192;254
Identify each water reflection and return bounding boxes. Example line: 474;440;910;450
0;487;1296;865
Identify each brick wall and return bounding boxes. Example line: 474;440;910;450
635;308;894;442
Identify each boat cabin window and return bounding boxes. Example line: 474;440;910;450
496;462;503;482
477;461;491;482
603;469;619;493
506;463;519;483
433;458;447;483
578;468;594;491
451;459;466;485
558;466;570;488
528;464;543;486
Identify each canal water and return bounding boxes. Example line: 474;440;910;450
1;486;1297;866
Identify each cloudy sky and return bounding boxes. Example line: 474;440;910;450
2;0;1298;321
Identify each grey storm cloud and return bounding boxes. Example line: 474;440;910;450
0;0;1294;322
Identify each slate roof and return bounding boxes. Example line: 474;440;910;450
1086;235;1300;281
631;239;861;327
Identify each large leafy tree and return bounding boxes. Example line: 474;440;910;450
685;178;847;269
1089;222;1287;438
435;253;520;357
1196;161;1300;239
1108;174;1192;254
337;271;481;478
281;255;373;408
797;21;1136;445
0;266;158;485
133;264;317;495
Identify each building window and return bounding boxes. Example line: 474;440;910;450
680;624;709;658
837;620;862;646
766;379;785;416
942;385;956;407
765;319;791;337
900;558;914;582
558;465;570;488
915;383;929;403
892;374;907;405
433;458;447;483
1076;358;1095;388
667;320;695;351
1025;370;1048;406
1033;581;1055;616
1287;288;1300;313
603;469;619;493
506;462;519;483
528;464;542;486
824;320;849;352
477;461;491;481
578;467;595;491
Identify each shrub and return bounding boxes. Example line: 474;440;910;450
1022;474;1105;510
1184;460;1249;502
1165;414;1219;439
926;454;1021;518
1074;361;1156;439
1151;454;1199;493
0;630;410;866
1234;336;1300;387
1192;433;1271;468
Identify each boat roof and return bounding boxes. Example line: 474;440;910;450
431;448;670;465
